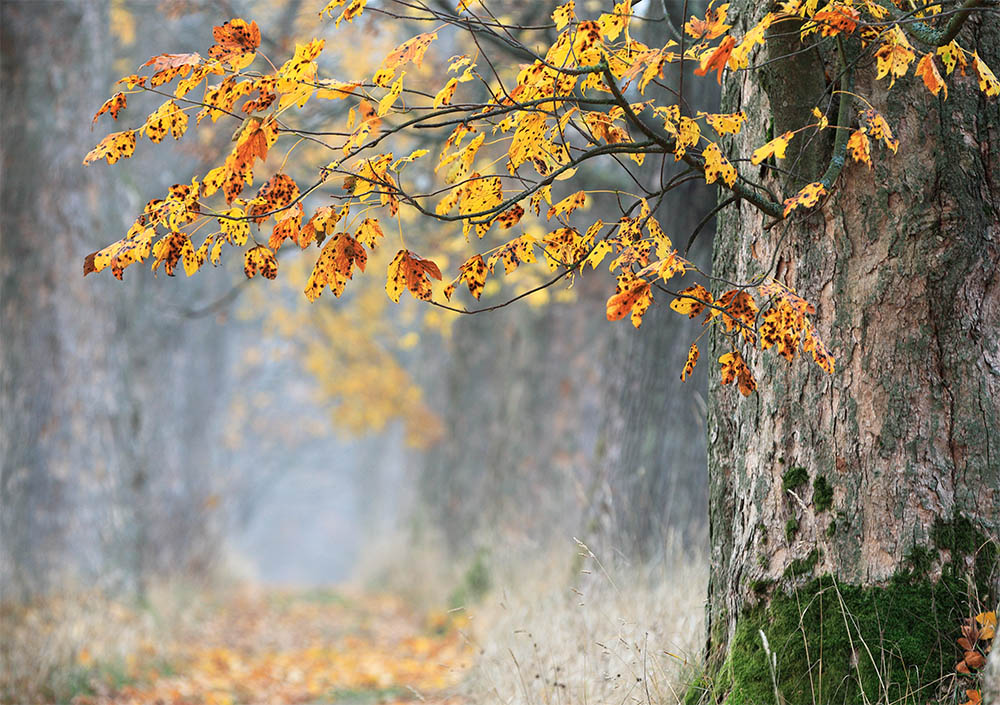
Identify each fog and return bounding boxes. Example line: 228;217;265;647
2;1;714;702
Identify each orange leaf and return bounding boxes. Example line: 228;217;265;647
208;18;260;69
606;279;653;328
719;350;756;396
386;250;442;302
681;343;699;381
916;53;947;99
92;92;127;124
694;35;735;84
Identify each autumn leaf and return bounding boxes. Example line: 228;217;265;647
700;110;746;136
866;110;898;154
487;234;536;274
976;611;997;640
606;278;653;328
782;182;826;217
92;92;127;124
685;4;731;40
322;0;367;26
702;142;737;186
444;254;487;300
248;173;300;222
547;191;587;221
915;53;947;99
750;131;793;165
670;284;713;318
847;129;871;168
937;41;965;75
143;52;202;87
681;343;699;381
373;32;437;87
83;130;136;165
496;204;524;230
972;52;1000;97
208;18;260;70
875;26;915;87
305;233;368;301
719;350;756;396
386;250;442;302
812;5;859;36
243;245;278;279
694;35;735;84
552;1;575;30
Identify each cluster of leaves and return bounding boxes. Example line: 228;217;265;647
957;610;996;705
84;0;997;393
70;589;471;705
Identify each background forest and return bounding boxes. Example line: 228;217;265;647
2;1;717;702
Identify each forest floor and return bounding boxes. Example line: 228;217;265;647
59;588;472;705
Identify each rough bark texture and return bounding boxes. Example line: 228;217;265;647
703;9;1000;703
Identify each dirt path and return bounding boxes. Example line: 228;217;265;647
72;589;472;705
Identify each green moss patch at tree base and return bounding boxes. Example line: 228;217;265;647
708;572;989;705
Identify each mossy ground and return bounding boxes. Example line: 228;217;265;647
698;516;997;704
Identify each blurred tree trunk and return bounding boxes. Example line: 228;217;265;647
703;9;1000;702
1;1;229;600
1;0;115;599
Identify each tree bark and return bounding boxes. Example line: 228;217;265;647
704;9;1000;703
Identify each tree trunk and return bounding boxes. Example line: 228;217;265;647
703;9;1000;703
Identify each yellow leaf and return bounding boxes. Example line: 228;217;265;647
700;110;746;136
702;142;737;187
847;129;871;168
782;182;826;217
434;77;458;108
378;73;404;117
972;52;1000;98
670;284;712;318
719;350;756;396
750;131;793;165
874;26;915;87
552;1;575;30
547;190;587;221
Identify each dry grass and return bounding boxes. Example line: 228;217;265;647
458;538;708;705
0;584;202;705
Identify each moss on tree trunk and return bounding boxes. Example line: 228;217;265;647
701;5;1000;702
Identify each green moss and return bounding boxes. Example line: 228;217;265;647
717;573;981;705
813;475;833;512
712;514;1000;705
782;466;808;493
782;548;819;579
757;555;769;568
931;513;998;594
825;521;837;538
784;519;799;542
750;578;774;595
